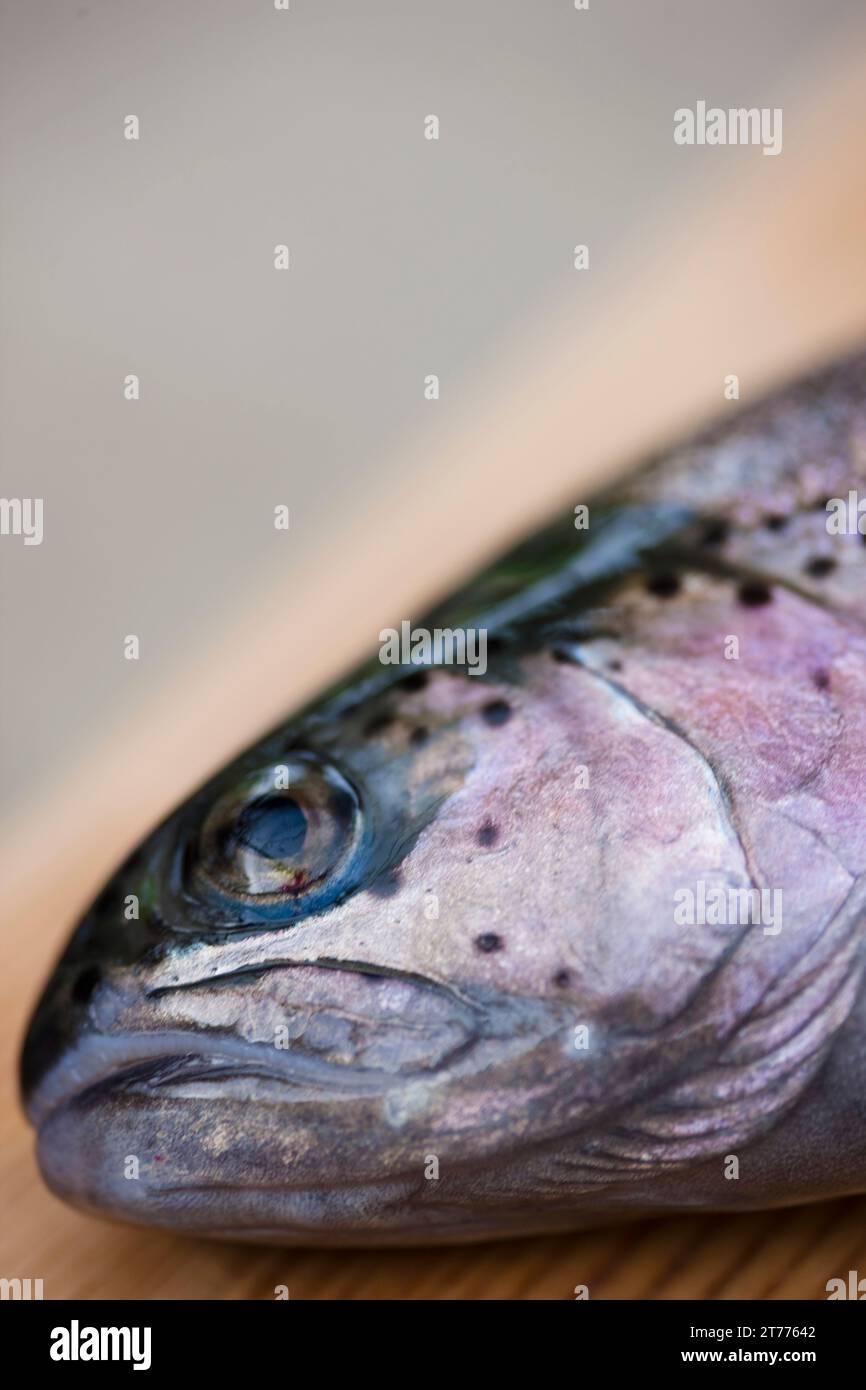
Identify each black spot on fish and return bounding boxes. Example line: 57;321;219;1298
553;969;571;988
475;932;503;953
482;699;512;727
737;580;773;607
477;820;498;847
645;572;681;599
409;726;429;746
700;518;729;546
369;867;402;898
607;658;623;673
71;966;101;1007
399;670;428;692
764;513;789;532
363;712;393;738
804;555;836;578
812;669;831;690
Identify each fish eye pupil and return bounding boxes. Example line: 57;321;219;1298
235;795;306;862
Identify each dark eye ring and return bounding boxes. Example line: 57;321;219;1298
190;756;362;908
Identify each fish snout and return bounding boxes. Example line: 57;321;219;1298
19;901;160;1124
22;948;562;1241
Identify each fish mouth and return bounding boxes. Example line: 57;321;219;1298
24;957;489;1127
24;957;566;1242
28;1029;434;1129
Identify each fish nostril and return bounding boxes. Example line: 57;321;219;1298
71;966;101;1008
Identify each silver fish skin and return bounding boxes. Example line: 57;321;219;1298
20;351;866;1246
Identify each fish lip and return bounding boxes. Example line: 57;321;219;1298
24;1020;471;1131
23;959;489;1130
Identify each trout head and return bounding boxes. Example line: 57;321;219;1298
21;356;866;1243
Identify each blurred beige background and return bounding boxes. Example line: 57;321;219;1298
3;0;865;821
4;0;866;1299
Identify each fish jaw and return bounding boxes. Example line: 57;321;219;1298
25;963;570;1245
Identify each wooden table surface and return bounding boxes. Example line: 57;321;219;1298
5;45;866;1302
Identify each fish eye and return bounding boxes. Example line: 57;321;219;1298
191;757;362;907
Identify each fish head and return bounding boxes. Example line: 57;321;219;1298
21;620;773;1245
21;357;866;1245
